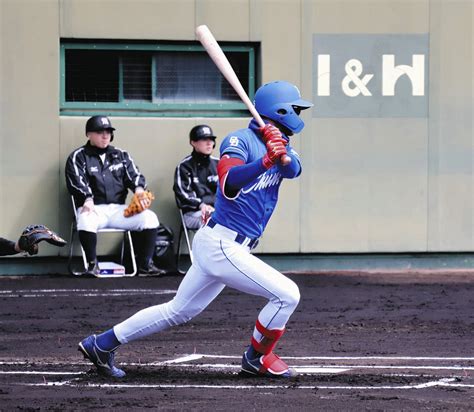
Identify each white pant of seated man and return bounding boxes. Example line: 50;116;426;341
77;203;161;275
182;210;203;230
77;204;159;232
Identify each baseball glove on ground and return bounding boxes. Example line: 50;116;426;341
124;190;155;217
18;224;67;255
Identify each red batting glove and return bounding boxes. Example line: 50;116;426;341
260;124;283;144
262;138;287;169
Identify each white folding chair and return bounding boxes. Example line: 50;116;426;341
67;196;137;277
175;209;196;272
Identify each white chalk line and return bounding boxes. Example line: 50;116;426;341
146;363;351;373
2;354;472;391
17;377;474;390
0;288;177;298
162;354;203;364
1;363;467;375
1;359;472;380
188;354;474;361
136;362;474;372
153;364;474;373
1;353;473;370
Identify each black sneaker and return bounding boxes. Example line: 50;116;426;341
138;263;166;276
83;260;99;277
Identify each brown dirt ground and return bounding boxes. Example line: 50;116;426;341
0;271;473;411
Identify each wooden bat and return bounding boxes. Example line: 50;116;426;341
195;24;290;165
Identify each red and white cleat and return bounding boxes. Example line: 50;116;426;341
241;349;297;378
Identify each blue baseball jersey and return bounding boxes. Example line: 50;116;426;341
212;121;301;239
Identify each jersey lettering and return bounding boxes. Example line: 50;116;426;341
241;171;282;194
109;163;124;172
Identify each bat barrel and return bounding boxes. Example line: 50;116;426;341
196;25;291;165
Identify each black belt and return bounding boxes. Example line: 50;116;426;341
207;218;259;249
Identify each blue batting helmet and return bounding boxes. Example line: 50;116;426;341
253;81;313;134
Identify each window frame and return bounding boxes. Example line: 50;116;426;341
60;41;257;117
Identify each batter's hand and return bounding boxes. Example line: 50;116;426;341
260;124;283;143
262;137;288;169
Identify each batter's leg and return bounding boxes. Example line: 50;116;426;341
207;243;300;329
113;263;225;343
78;261;225;378
202;236;300;377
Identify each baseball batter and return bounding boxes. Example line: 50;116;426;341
78;81;313;379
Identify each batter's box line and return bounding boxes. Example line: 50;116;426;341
15;377;474;390
150;353;474;367
173;354;474;361
134;361;474;374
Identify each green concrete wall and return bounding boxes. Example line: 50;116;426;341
0;0;472;260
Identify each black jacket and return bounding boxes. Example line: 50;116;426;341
65;142;147;206
173;150;219;213
0;238;16;256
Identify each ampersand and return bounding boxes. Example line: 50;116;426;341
342;59;373;97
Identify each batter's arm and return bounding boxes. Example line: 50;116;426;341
276;148;301;179
217;155;266;198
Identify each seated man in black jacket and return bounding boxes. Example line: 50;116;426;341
65;115;162;276
173;125;219;230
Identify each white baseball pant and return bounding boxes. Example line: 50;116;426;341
76;204;159;232
114;222;300;345
182;210;204;230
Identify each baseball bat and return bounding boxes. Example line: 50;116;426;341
195;25;290;165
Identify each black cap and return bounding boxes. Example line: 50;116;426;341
189;125;216;142
85;116;116;134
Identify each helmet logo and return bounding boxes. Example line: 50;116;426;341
202;126;212;135
101;118;110;126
